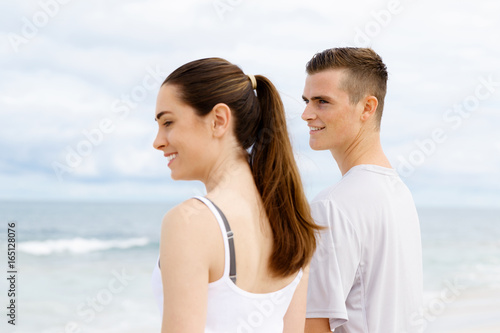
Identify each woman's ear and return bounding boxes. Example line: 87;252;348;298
211;103;231;137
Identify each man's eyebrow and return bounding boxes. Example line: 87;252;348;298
155;111;171;121
311;95;332;101
302;95;332;101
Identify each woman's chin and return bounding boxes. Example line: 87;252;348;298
170;172;196;182
309;140;327;151
170;172;181;181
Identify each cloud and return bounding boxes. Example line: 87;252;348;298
1;0;499;207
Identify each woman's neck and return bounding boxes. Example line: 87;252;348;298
203;151;255;195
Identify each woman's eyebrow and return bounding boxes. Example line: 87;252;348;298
155;111;172;122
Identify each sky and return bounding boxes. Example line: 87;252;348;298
1;0;499;207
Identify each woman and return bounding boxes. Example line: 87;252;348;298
151;58;321;332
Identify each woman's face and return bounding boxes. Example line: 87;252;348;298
153;84;213;181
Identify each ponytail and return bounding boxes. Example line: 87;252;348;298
250;75;321;277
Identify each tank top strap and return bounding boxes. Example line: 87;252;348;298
193;196;237;283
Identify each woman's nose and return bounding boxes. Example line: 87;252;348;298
153;130;167;150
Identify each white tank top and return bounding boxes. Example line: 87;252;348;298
151;196;303;332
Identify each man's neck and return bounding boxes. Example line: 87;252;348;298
331;131;392;176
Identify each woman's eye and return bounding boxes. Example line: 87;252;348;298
163;121;172;127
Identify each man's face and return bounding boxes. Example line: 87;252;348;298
301;69;364;154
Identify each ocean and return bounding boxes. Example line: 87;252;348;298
1;201;499;332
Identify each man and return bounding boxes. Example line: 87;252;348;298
302;47;423;333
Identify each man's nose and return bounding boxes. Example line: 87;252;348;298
301;104;316;121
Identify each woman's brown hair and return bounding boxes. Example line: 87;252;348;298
163;58;321;277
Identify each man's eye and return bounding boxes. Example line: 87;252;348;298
319;100;328;104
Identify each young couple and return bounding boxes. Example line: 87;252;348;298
151;47;423;333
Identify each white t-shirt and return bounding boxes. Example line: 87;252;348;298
306;165;423;333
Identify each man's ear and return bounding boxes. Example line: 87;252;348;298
211;103;231;137
360;95;378;122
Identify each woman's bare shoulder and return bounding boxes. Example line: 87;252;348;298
160;198;219;240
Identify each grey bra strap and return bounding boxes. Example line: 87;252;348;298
158;198;237;284
200;198;237;284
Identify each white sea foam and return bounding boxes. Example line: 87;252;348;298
18;237;150;255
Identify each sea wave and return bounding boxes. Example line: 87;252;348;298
18;237;150;255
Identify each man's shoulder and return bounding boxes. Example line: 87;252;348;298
313;165;407;201
309;177;362;228
310;164;414;221
311;168;370;205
